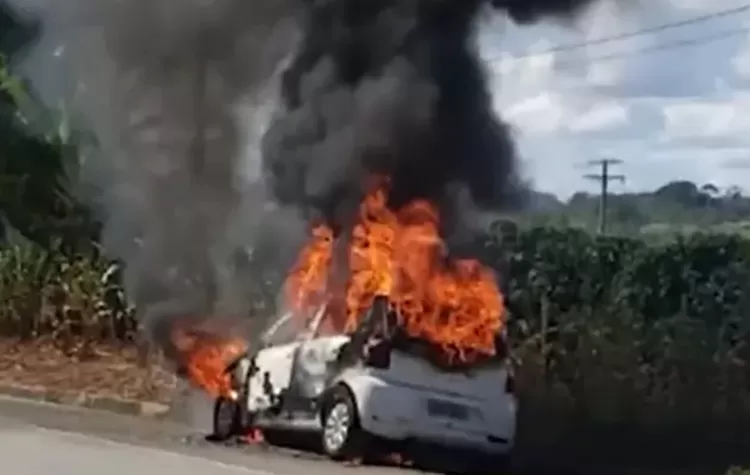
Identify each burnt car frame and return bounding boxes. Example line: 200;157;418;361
213;297;517;471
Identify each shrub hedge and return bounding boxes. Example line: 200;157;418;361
483;226;750;453
2;224;748;367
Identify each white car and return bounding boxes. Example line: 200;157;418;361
212;298;517;472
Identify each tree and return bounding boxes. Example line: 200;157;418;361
724;185;743;202
701;183;719;198
654;180;704;208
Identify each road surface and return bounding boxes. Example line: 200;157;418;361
0;394;422;475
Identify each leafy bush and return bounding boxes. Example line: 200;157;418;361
479;225;750;340
483;226;750;457
0;241;133;349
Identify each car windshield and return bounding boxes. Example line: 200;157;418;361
260;312;301;346
261;305;329;346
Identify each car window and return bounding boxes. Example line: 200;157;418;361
261;305;332;346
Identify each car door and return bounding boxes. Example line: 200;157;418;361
246;313;305;412
291;307;350;400
246;308;325;412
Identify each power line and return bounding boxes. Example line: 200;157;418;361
485;3;750;63
550;25;748;67
489;25;749;72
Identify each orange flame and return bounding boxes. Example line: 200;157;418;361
284;224;334;313
170;324;248;399
284;177;505;364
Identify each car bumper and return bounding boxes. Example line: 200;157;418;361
353;377;516;455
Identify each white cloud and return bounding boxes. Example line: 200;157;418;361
504;92;568;136
732;33;750;77
489;37;558;110
481;0;750;197
670;0;749;12
662;93;750;141
570;101;628;132
579;0;645;86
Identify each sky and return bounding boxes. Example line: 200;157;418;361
479;0;750;199
9;0;749;202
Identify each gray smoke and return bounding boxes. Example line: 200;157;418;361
6;0;305;348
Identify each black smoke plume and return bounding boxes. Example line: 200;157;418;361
262;0;599;241
493;0;598;23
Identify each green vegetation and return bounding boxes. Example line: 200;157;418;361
486;225;750;468
0;239;133;344
527;180;750;235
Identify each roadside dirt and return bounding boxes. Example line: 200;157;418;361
0;337;177;403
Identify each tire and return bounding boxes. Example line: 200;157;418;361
237;368;253;430
320;386;364;460
211;396;241;441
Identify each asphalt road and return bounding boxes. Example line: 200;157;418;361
0;394;422;475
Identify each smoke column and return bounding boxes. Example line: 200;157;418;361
6;0;303;351
5;0;602;357
262;0;599;245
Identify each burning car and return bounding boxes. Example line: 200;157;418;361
171;179;516;471
212;295;516;469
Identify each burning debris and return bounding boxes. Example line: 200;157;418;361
170;323;248;399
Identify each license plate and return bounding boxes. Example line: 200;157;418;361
426;398;469;420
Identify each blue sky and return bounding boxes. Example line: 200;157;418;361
479;0;750;199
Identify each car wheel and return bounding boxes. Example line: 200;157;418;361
212;396;240;441
320;387;363;460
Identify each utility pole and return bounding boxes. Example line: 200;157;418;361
583;159;625;235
